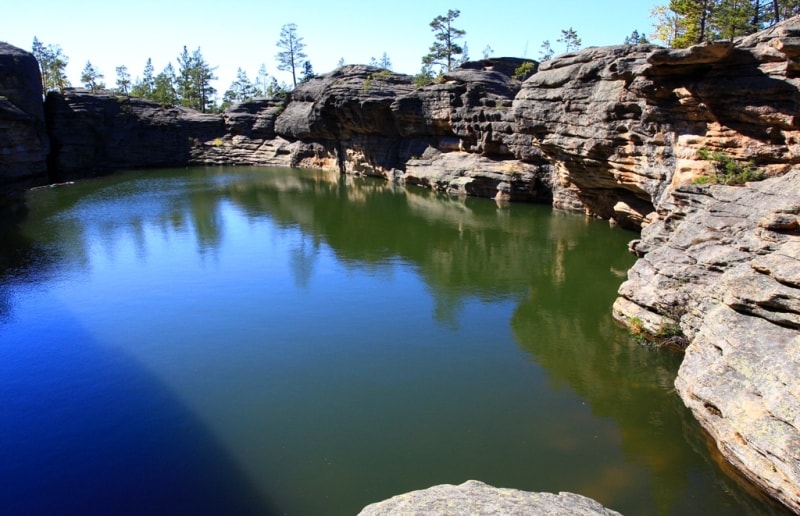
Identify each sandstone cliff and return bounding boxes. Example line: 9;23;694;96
3;17;800;511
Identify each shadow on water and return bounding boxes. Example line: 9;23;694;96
0;321;279;515
0;222;278;515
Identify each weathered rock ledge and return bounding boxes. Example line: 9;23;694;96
358;480;621;515
614;170;800;512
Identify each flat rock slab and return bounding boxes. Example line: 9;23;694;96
358;480;621;515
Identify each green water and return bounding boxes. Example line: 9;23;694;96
0;167;786;515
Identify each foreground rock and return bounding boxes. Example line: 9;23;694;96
614;171;800;511
0;42;48;192
358;480;621;516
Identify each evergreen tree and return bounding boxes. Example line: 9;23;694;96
459;42;470;66
557;27;582;52
337;57;346;68
131;58;156;98
222;67;256;108
422;9;466;73
299;61;316;83
193;47;218;112
369;52;392;70
275;23;307;88
413;63;435;88
80;61;104;92
651;0;800;47
482;45;494;59
669;0;715;46
31;37;70;93
539;40;554;61
266;77;288;98
176;46;217;112
254;64;271;97
176;46;194;107
151;64;177;105
378;52;392;70
624;30;651;45
115;65;131;95
715;0;757;39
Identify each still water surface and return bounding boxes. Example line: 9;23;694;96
0;167;786;515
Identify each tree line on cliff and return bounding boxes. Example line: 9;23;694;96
652;0;800;47
28;2;800;113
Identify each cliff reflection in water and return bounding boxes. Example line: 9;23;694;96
1;166;781;515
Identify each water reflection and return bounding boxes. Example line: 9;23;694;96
0;167;786;515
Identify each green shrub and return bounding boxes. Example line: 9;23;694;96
512;61;535;81
697;149;765;185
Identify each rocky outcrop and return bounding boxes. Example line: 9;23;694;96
0;42;48;191
614;171;800;512
44;91;226;180
358;480;621;515
512;44;666;223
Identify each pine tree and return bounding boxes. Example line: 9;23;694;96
422;9;466;73
651;0;800;47
275;23;307;88
115;65;131;95
131;58;156;98
378;52;392;70
539;40;554;61
151;64;177;105
557;27;582;52
176;46;217;112
80;61;104;92
31;37;70;93
624;30;651;45
254;64;271;97
299;61;316;83
223;67;257;107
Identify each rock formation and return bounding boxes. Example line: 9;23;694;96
44;92;225;181
0;42;48;193
614;171;800;512
358;480;621;515
2;16;800;511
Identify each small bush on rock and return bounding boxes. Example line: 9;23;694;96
696;149;765;185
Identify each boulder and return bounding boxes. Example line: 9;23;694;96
358;480;621;516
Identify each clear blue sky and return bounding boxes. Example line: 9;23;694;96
1;1;658;93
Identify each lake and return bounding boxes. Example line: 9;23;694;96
0;167;786;515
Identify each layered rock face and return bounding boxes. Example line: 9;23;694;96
0;42;48;191
45;92;226;181
615;171;800;511
606;20;800;511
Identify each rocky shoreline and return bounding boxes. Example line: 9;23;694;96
3;17;800;512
